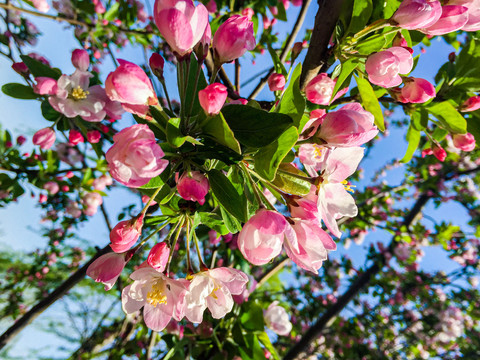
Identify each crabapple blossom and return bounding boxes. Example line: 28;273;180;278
198;83;228;116
268;73;286;92
460;95;480;112
43;181;59;195
110;215;144;253
71;49;89;71
33;77;57;95
32;0;50;13
68;129;84;145
184;267;248;322
212;15;256;64
122;268;188;331
82;192;103;216
365;47;413;88
315;103;378;147
147;242;170;271
449;0;480;31
391;0;442;30
304;73;335;105
264;301;292;336
400;77;436;103
86;252;128;290
176;171;209;205
87;130;101;144
106;124;168;187
421;5;469;35
92;174;112;191
237;209;296;265
453;133;476;152
149;53;165;80
33;127;56;149
153;0;209;58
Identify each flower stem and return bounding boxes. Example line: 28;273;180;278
160;80;174;114
166;216;185;275
139;186;162;217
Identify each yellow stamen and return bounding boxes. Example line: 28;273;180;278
146;280;167;307
342;179;356;193
313;144;323;159
70;86;89;100
210;285;221;300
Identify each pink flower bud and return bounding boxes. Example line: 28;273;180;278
198;83;228;116
292;41;303;59
16;135;26;145
69;129;84;145
392;33;408;47
106;124;168;187
147;242;170;271
460;96;480;112
213;15;256;64
86;252;127;290
33;77;57;95
305;73;335;105
32;0;50;13
94;0;106;14
392;0;442;30
449;0;480;32
33;128;56;149
12;62;29;75
39;193;47;203
242;8;254;20
453;133;476;152
177;171;209;205
154;0;209;58
421;5;469;35
110;215;144;253
149;53;165;80
43;181;59;195
105;59;157;106
268;73;286;92
141;195;157;205
206;0;217;13
432;143;447;162
87;130;101;144
365;47;413;88
71;49;90;71
400;77;436;103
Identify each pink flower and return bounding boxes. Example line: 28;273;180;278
153;0;209;58
194;22;212;61
206;0;217;13
365;47;413;88
400;77;436;103
449;0;480;31
43;181;59;195
105;60;158;113
110;215;144;253
184;267;248;322
66;201;82;218
268;73;286;92
177;171;209;205
298;144;329;176
316;103;378;147
71;49;90;71
92;174;112;191
16;135;26;145
460;96;480;112
316;147;364;237
284;219;336;274
212;15;256;64
453;133;476;152
69;129;84;145
122;268;188;331
432;143;447;161
264;301;292;336
242;8;254;20
32;0;50;13
106;124;168;187
86;252;127;290
149;53;165;80
300;109;326;139
288;185;321;221
198;83;228;116
49;70;107;122
392;0;442;30
87;130;101;144
147;242;170;271
12;62;29;75
33;77;57;95
83;192;103;216
237;209;294;265
33;127;56;149
421;5;469;35
305;73;335;105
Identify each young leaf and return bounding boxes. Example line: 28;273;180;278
401;124;420;163
332;58;357;98
2;83;38;99
347;0;373;35
271;164;311;196
427;101;467;134
208;169;247;222
20;55;61;79
201;113;241;154
166;117;187;147
355;74;385;131
275;63;305;128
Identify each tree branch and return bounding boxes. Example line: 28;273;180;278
249;0;313;99
298;0;344;91
283;193;431;360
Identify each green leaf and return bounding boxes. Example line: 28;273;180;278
267;44;287;77
427;101;467;134
271;163;311;196
20;55;61;79
355;74;385;131
257;332;281;360
201;113;241;154
273;0;287;21
355;32;396;55
332;58;357;98
197;212;229;235
139;176;165;189
1;83;38;99
208;169;247;222
468;112;480;144
401;124;420;163
184;55;208;118
411;108;428;131
238;334;265;360
240;302;265;331
253;126;298;181
220;206;242;234
276;63;305;128
221;105;293;148
166;117;187;147
41;100;61;121
347;0;373;35
453;39;480;91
